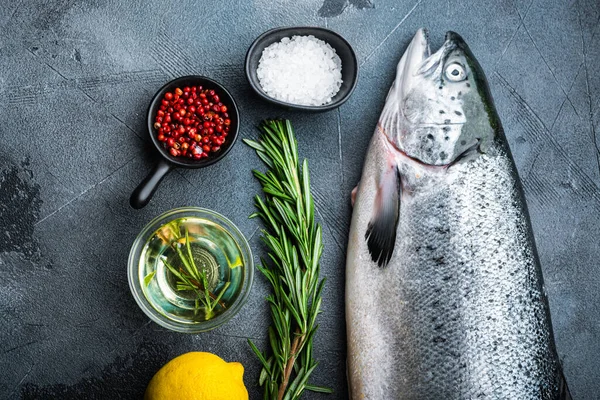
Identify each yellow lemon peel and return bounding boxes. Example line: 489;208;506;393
145;352;248;400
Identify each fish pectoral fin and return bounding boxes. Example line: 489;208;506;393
351;182;360;207
365;166;401;268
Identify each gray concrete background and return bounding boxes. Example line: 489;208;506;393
0;0;598;398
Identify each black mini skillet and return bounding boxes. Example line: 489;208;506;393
130;76;240;209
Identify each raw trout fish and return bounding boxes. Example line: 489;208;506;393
346;29;570;399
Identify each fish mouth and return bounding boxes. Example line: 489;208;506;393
391;29;466;100
416;31;464;77
395;28;431;83
383;28;430;114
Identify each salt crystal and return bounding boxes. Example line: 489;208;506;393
256;35;343;106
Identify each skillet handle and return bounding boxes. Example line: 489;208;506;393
130;159;172;209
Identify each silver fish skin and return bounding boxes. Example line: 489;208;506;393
346;29;570;400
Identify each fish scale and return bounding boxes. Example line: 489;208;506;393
346;29;568;399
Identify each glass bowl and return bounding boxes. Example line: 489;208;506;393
128;207;253;333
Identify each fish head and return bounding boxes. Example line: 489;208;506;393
380;29;499;166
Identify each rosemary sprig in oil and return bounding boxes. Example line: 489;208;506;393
157;227;229;319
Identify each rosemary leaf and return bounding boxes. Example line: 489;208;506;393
305;385;334;394
143;271;156;287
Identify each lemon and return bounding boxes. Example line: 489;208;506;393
144;352;248;400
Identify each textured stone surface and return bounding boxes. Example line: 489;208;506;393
0;0;598;398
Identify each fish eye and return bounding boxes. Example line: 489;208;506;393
445;63;466;82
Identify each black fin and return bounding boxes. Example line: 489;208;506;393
558;370;572;400
365;167;401;268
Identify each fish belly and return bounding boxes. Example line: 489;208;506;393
346;137;562;399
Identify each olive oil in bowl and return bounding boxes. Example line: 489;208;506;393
128;208;253;333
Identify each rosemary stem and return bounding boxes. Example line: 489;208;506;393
277;330;303;400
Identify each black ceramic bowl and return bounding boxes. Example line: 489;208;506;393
245;27;358;112
130;76;240;209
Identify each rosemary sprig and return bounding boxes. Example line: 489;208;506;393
160;228;229;319
244;120;331;400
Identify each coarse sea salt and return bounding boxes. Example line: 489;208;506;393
256;35;343;106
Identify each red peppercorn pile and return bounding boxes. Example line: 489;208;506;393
153;85;232;160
